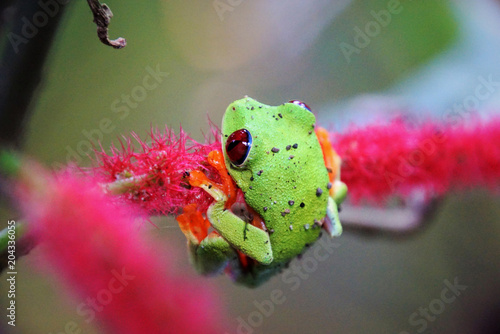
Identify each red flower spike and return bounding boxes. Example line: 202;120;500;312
333;118;500;202
94;117;500;213
93;127;222;215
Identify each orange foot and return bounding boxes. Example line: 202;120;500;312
176;203;210;244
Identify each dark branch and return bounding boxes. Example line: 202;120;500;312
86;0;126;49
0;0;68;147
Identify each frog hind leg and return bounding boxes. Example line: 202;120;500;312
177;204;238;275
207;199;273;265
195;232;239;275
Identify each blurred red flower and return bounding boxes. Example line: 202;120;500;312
19;170;226;334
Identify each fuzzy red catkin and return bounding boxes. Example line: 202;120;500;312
94;127;220;215
19;171;225;334
94;118;500;212
334;117;500;202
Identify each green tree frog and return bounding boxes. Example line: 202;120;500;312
176;97;347;287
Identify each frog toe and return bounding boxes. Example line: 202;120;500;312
325;197;343;237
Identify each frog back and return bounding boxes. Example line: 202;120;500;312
222;98;330;263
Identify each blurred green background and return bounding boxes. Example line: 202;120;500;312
2;0;500;333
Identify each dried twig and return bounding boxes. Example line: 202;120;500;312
86;0;126;49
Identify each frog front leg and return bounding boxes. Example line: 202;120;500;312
326;173;347;237
206;199;273;265
192;151;273;265
317;127;348;237
177;150;273;275
325;197;342;237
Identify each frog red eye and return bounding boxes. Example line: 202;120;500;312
226;129;252;166
289;100;312;112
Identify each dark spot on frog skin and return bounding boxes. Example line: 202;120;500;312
316;188;323;196
308;131;313;135
257;170;263;176
293;143;298;149
286;145;291;150
250;177;254;181
263;207;268;212
232;107;236;111
271;147;280;153
278;113;283;118
326;167;333;173
288;200;295;206
289;155;294;160
327;182;332;189
281;209;290;217
251;106;254;110
300;202;305;208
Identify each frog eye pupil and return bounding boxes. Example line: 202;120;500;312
289;100;312;112
226;129;252;166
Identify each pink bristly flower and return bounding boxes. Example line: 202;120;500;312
19;170;226;334
94;127;221;215
334;117;500;202
94;117;500;211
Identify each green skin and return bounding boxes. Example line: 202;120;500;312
189;97;346;287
